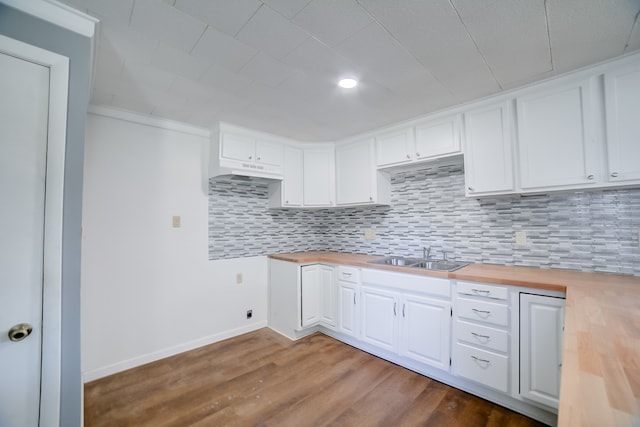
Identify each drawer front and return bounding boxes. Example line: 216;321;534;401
361;268;451;298
456;297;509;327
455;319;509;353
338;266;360;283
457;281;508;300
454;342;509;392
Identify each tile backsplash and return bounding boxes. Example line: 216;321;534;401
209;164;640;276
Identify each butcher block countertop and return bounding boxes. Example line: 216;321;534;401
269;251;640;427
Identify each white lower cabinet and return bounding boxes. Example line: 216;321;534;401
361;286;398;352
301;265;321;327
339;282;358;337
360;269;452;371
301;264;336;328
520;293;565;410
400;294;451;370
453;281;511;393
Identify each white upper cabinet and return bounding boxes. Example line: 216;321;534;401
604;62;640;183
270;146;303;208
210;124;284;179
303;146;335;207
516;80;598;191
336;138;391;206
414;114;462;160
220;132;254;162
463;101;514;196
375;128;415;167
221;131;284;170
375;114;462;169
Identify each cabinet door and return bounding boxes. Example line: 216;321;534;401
303;148;334;206
336;139;375;205
415;115;461;160
604;63;640;182
255;140;283;167
517;81;598;190
520;293;565;410
400;294;451;371
282;147;303;207
319;265;337;327
463;102;515;195
339;282;358;337
361;287;398;352
301;265;320;327
375;128;414;167
220;132;254;162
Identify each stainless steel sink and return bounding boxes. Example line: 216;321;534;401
369;257;468;272
369;256;423;266
410;260;468;272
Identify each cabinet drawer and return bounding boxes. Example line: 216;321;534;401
456;297;509;327
455;319;509;353
457;281;508;300
337;266;360;283
454;342;509;392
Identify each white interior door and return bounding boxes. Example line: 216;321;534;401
0;44;53;427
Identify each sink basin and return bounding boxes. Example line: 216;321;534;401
369;257;468;272
410;260;468;272
369;257;423;266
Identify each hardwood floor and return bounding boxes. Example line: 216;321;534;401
85;328;547;427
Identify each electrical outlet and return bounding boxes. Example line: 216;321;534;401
172;215;181;228
236;273;243;284
246;309;252;319
364;229;376;241
515;231;527;245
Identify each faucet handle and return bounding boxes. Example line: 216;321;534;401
441;250;449;261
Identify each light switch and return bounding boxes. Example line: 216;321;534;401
172;215;181;228
515;231;527;245
236;273;243;284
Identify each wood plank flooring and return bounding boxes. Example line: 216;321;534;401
85;328;547;427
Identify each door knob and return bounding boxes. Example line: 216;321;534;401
8;323;33;342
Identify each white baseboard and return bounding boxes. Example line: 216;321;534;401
82;321;268;383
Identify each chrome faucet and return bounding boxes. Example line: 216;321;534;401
423;246;432;260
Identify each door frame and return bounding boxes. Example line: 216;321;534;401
0;34;69;426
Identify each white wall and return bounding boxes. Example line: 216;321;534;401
81;113;268;382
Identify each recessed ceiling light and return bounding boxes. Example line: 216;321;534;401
338;78;358;89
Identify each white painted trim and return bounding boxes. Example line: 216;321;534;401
0;34;69;427
88;105;211;138
0;0;98;38
81;321;268;383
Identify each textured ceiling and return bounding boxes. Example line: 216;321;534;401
61;0;640;141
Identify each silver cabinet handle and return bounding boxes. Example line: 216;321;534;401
285;200;289;204
406;154;411;159
402;303;406;318
472;308;491;314
393;302;397;316
343;272;352;277
248;155;253;160
471;332;491;340
611;172;619;177
257;156;261;161
471;355;491;364
468;186;474;192
471;288;491;295
587;174;594;180
353;294;356;305
369;196;373;201
416;152;420;157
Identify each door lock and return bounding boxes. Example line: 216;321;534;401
8;323;33;342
